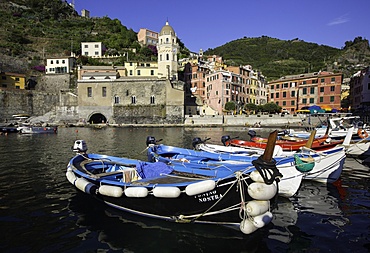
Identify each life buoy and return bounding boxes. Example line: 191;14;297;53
357;129;369;139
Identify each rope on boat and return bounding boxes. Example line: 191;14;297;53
174;172;248;223
251;156;282;185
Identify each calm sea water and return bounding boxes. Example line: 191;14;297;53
0;127;369;253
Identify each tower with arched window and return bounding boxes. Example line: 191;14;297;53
157;21;179;80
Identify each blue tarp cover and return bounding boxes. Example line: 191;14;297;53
136;162;173;179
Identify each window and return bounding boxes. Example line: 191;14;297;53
330;96;334;102
331;77;335;82
320;87;324;92
275;92;280;98
114;96;120;104
62;60;65;64
291;90;295;97
56;60;59;64
15;77;19;81
150;95;155;104
270;85;274;90
84;52;88;56
50;60;54;64
129;70;133;75
2;76;6;80
166;54;169;60
131;96;136;104
321;78;325;83
270;93;274;99
151;70;154;75
310;87;315;94
320;97;323;102
283;101;286;106
302;88;307;94
84;45;88;48
95;44;99;48
302;98;307;104
95;51;99;55
87;87;92;97
283;92;286;98
309;98;314;103
330;86;335;92
291;101;295;106
137;70;141;76
102;87;106;97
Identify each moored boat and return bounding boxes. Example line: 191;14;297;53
66;135;282;235
226;129;343;152
18;125;57;134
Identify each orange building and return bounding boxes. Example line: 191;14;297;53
268;71;342;113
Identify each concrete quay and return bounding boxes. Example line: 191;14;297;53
78;114;319;129
182;114;319;129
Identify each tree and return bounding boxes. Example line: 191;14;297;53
224;102;236;111
262;102;281;113
244;103;257;113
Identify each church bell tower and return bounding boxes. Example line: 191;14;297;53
157;21;179;80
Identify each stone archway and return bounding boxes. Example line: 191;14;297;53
88;113;107;124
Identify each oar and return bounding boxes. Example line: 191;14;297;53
262;130;278;162
304;129;317;148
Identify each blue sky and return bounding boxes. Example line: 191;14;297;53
72;0;370;52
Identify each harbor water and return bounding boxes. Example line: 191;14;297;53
0;127;369;253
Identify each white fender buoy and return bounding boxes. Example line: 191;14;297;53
75;178;97;194
252;211;273;228
125;187;148;197
240;219;258;234
153;186;181;198
245;200;270;216
248;182;277;200
185;180;216;196
66;170;77;185
99;185;124;198
250;169;275;183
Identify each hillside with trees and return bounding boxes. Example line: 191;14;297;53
205;36;370;80
1;0;369;81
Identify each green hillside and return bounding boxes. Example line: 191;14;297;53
205;36;370;80
1;0;369;80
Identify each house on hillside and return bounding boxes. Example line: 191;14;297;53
45;57;76;74
81;42;106;58
0;72;26;89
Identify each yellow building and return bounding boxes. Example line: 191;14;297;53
124;62;158;77
0;72;26;89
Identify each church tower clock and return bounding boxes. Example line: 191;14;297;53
157;21;179;80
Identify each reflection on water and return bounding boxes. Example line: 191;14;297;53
0;127;369;252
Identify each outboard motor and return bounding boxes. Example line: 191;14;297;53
192;137;203;149
221;135;231;146
72;140;88;153
146;136;157;146
247;130;257;140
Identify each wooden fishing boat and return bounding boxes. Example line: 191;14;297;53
193;129;350;184
146;131;312;198
66;134;282;235
226;129;343;152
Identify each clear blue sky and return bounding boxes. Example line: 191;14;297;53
72;0;370;52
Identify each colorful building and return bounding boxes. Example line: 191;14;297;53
0;72;26;89
268;71;342;113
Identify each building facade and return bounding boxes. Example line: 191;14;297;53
0;72;26;89
124;62;158;77
268;71;342;113
81;42;106;58
137;28;159;46
349;66;370;111
46;57;76;74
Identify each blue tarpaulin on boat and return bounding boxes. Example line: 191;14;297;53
136;162;173;179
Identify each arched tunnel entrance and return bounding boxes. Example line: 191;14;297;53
88;113;107;124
